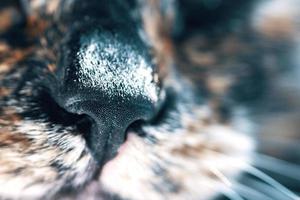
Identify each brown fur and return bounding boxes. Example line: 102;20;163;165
0;0;299;199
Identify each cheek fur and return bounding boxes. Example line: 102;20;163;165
100;105;255;200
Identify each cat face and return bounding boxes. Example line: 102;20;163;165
0;0;299;200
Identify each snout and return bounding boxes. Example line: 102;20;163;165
52;30;164;164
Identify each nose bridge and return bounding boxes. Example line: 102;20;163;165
74;31;159;104
50;0;162;107
56;30;161;108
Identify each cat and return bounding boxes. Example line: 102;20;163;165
0;0;299;199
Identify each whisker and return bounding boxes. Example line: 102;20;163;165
220;187;245;200
208;164;278;200
205;165;244;200
232;182;274;200
241;176;295;200
253;153;300;182
242;165;299;200
209;166;232;187
202;149;299;200
207;164;274;200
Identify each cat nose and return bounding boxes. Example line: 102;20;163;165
52;32;164;163
66;97;157;163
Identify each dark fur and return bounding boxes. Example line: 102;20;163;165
0;0;300;199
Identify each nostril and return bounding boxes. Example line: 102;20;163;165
64;99;158;164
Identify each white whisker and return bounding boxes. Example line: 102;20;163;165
253;153;300;182
242;165;299;199
232;182;274;200
209;166;232;187
206;165;244;200
203;149;300;200
208;164;275;200
242;176;295;200
220;187;245;200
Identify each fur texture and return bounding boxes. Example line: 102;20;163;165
0;0;299;200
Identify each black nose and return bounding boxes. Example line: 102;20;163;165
53;30;164;163
66;99;157;163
